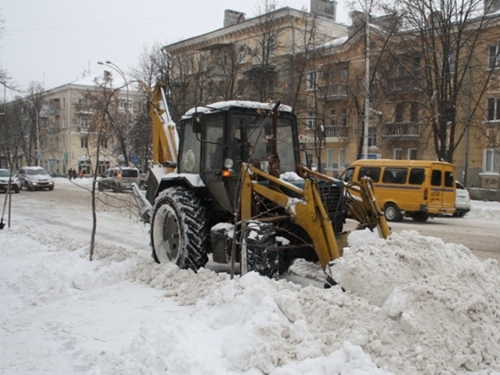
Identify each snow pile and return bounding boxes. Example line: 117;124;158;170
468;200;500;221
334;230;500;373
2;182;500;375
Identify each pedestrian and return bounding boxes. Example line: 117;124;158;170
68;168;73;180
78;170;83;179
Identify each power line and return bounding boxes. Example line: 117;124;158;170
4;8;252;34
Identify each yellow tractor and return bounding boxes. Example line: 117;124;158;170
133;86;390;282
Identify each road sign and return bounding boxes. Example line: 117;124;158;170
130;155;140;164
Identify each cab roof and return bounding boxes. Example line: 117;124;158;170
183;101;292;119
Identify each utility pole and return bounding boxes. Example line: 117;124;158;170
363;0;370;160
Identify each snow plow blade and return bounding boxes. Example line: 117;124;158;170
132;183;152;223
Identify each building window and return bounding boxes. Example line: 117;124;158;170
306;71;317;90
395;103;404;122
119;98;133;112
100;138;108;149
393;148;402;160
238;45;246;63
80;116;89;128
487;98;500;121
40;118;48;129
340;108;347;126
326;148;334;169
488;45;500;69
484;149;500;173
449;51;456;74
410;102;419;122
81;137;88;149
397;59;405;77
408;148;417;160
306;112;316;129
329;109;336;125
368;126;377;147
338;149;345;169
412;56;420;75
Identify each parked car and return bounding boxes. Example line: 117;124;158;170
97;167;140;192
17;166;54;191
0;169;21;193
454;180;471;217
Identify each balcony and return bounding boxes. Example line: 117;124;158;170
76;127;89;133
324;126;349;142
317;84;348;101
387;75;422;93
382;122;420;140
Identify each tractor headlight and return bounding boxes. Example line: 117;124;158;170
224;158;234;169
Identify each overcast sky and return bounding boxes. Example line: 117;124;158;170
0;0;351;97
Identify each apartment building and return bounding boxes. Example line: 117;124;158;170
3;74;144;176
163;0;500;192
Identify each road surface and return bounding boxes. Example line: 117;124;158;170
5;177;500;264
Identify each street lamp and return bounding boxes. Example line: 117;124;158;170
98;60;131;166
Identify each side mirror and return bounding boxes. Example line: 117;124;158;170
192;112;206;133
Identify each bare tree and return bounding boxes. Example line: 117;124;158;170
129;43;169;172
245;0;285;102
381;0;497;163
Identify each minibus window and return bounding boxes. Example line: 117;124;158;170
359;167;381;182
340;168;354;182
444;171;454;187
409;168;425;185
383;168;408;184
431;170;442;186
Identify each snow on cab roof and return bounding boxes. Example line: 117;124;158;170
183;101;292;118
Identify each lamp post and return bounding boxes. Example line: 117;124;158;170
98;60;131;166
363;0;370;160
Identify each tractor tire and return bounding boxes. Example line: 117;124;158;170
243;221;279;279
150;186;209;271
412;212;429;222
384;202;402;222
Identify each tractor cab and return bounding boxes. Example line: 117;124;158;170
177;101;300;214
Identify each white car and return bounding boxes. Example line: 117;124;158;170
0;168;21;193
17;166;55;191
454;181;471;217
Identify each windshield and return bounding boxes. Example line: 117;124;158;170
27;168;49;175
0;170;11;177
203;110;297;173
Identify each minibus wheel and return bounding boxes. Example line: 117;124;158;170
384;203;402;222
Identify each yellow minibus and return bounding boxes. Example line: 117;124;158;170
340;159;456;222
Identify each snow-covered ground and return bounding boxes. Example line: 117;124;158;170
1;178;500;375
